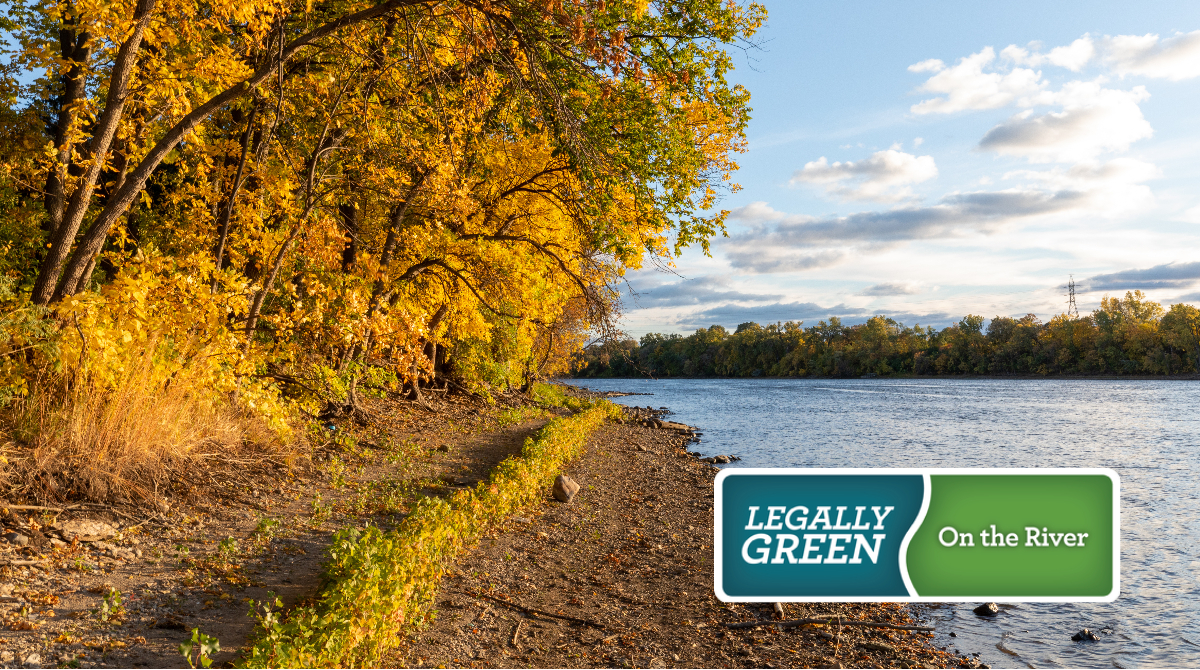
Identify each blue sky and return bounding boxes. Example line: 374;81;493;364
620;0;1200;337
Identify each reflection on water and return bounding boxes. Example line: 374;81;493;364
568;378;1200;669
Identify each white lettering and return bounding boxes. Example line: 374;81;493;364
745;506;764;530
742;533;772;564
764;506;786;530
799;534;826;563
871;506;894;530
851;506;871;530
832;507;852;530
784;506;809;530
1025;526;1040;546
812;506;832;530
772;534;800;564
825;534;852;563
939;526;959;547
849;534;886;564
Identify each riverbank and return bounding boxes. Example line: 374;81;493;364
398;393;981;669
10;384;986;668
0;389;567;667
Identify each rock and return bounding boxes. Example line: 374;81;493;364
3;533;29;547
552;475;580;503
973;602;999;616
56;519;117;542
949;631;957;637
1071;628;1100;641
636;445;649;452
861;641;897;654
436;445;450;452
714;455;732;464
20;651;41;667
49;539;66;549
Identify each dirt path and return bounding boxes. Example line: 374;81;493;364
0;392;558;668
398;410;981;669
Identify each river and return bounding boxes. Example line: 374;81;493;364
564;377;1200;669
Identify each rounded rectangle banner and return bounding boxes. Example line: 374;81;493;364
713;468;1119;602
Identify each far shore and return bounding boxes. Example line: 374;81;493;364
566;373;1200;381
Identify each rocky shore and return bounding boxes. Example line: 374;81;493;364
399;391;983;669
0;385;988;668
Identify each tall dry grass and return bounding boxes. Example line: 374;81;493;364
1;344;285;504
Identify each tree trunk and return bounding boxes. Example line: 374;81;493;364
339;202;359;272
211;104;258;290
32;0;156;304
40;0;417;303
42;24;91;238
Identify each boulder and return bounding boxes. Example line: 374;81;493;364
1071;628;1100;641
973;602;999;616
553;475;580;503
56;519;117;543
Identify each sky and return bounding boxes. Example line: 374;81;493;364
619;0;1200;339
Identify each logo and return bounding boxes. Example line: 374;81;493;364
713;468;1119;602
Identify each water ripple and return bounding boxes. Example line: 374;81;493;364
571;378;1200;669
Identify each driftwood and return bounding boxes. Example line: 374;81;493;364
1;505;64;513
472;592;607;630
0;559;46;567
727;618;934;632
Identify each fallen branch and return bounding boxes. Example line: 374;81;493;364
472;592;607;630
2;505;64;513
123;513;161;532
727;618;934;632
0;559;45;567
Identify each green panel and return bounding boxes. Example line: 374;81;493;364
907;475;1114;597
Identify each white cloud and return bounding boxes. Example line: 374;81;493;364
724;189;1088;273
859;282;921;296
909;47;1046;114
1002;37;1096;72
1179;204;1200;224
977;82;1152;162
790;149;938;202
1100;30;1200;80
1003;158;1160;215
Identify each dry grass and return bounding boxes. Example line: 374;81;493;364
0;350;290;504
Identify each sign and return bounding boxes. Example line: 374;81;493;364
713;468;1119;602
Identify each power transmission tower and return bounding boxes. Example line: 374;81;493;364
1065;275;1078;318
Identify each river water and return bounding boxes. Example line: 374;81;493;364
564;377;1200;669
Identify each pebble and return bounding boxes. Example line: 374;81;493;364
57;519;117;542
973;602;999;616
552;475;580;503
3;532;29;547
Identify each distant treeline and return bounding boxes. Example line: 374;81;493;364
574;291;1200;378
